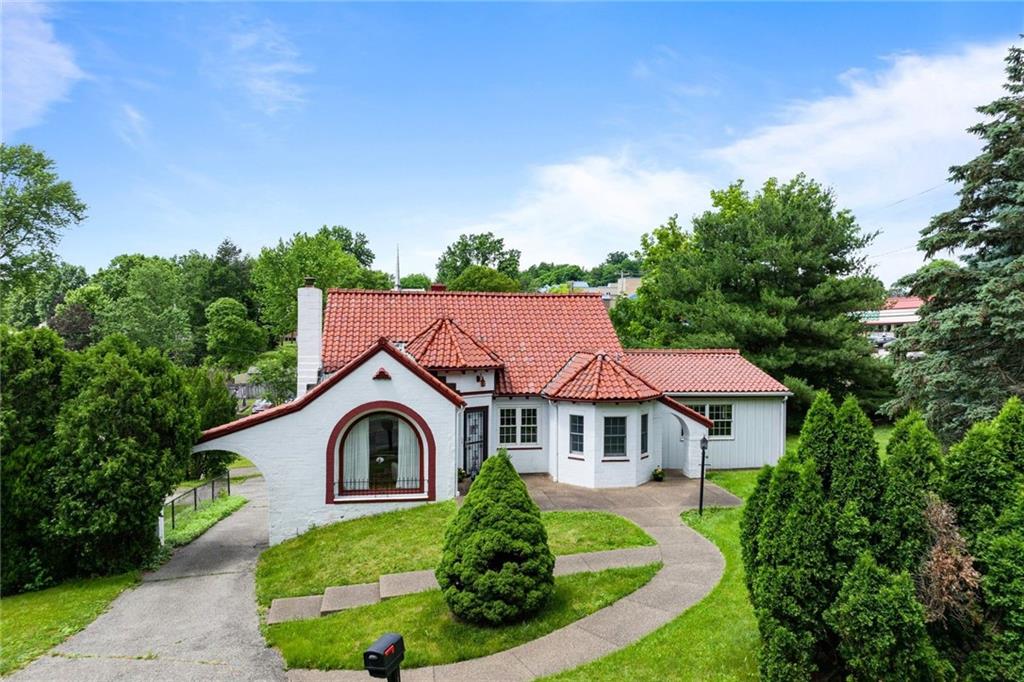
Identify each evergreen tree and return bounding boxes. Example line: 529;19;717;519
748;453;803;610
889;45;1024;444
740;465;774;595
830;396;883;520
795;392;838;486
943;422;1016;542
826;553;951;680
878;413;945;572
435;450;554;625
993;396;1024;479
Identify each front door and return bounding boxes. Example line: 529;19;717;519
464;407;488;476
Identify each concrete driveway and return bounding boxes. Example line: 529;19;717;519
13;475;284;682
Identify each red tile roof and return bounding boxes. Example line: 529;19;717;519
884;296;925;310
322;290;623;395
543;352;661;401
405;318;503;371
197;338;464;444
624;349;790;394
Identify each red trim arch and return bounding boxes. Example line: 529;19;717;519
325;400;437;504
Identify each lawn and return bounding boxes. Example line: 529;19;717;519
165;495;247;548
0;573;138;675
256;501;654;606
785;423;893;457
266;563;660;670
545;469;761;681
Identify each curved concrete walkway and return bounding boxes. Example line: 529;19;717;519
12;476;284;682
287;474;739;682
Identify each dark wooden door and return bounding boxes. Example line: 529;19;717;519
464;407;488;476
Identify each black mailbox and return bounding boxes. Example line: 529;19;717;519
364;632;405;680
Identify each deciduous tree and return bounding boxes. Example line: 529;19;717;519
448;264;520;292
251;343;297;405
435;232;520;283
205;297;265;370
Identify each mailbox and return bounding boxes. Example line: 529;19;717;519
364;632;405;680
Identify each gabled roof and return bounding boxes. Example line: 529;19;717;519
543;352;661;401
405;318;503;371
884;296;925;310
196;338;465;444
322;290;623;395
624;349;790;394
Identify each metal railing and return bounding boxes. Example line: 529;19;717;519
164;472;231;529
335;477;421;496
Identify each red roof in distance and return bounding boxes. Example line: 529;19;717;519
625;349;790;394
884;296;925;310
543;352;661;401
322;290;623;395
405;318;503;371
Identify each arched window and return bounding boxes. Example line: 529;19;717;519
339;412;421;494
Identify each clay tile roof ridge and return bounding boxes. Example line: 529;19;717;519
326;288;605;298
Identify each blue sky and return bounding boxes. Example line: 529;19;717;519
3;2;1021;286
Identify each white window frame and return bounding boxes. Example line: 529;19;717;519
569;414;584;454
640;412;649;455
683;402;734;440
498;406;540;447
603;416;628;459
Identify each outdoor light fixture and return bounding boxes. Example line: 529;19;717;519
698;435;709;516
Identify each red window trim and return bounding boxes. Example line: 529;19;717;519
325;401;436;504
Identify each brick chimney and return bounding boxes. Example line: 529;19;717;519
430;283;447;292
296;277;322;398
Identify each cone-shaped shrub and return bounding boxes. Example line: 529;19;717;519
749;453;802;610
740;465;774;596
826;553;951;680
796;392;837;482
831;396;883;520
435;450;555;625
878;413;945;572
992;396;1024;479
943;422;1015;542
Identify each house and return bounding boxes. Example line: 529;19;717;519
858;296;924;356
193;283;789;544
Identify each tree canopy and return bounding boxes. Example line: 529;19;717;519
0;144;86;287
435;232;520;283
887;44;1024;443
613;176;888;407
448;264;521;292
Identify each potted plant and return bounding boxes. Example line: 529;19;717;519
652;466;665;482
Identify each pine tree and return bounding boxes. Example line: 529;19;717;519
826;553;951;680
435;450;554;624
889;45;1024;444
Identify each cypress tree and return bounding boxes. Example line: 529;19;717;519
878;414;945;572
750;453;802;610
436;450;555;625
943;422;1015;543
740;464;774;596
755;459;835;680
992;396;1024;479
796;392;838;486
826;553;951;680
830;396;883;520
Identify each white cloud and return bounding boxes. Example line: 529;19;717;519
214;19;312;115
460;39;1011;285
115;103;148;147
458;154;714;268
1;2;85;135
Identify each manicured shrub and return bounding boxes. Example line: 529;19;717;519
739;464;773;596
830;396;883;520
795;392;837;479
49;336;199;574
753;459;835;680
943;422;1015;542
747;453;802;611
435;450;555;625
992;396;1024;479
878;413;945;572
826;553;951;681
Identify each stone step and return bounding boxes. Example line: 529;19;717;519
320;582;380;615
379;569;439;599
266;595;323;625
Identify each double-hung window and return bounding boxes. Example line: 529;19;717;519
498;407;539;446
569;415;584;454
684;403;733;438
640;413;649;455
603;416;627;458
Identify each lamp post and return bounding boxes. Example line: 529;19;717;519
698;435;709;516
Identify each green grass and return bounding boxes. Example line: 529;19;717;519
786;423;893;457
255;501;654;606
0;573;138;675
229;455;255;469
545;469;762;681
165;495;247;548
266;563;660;670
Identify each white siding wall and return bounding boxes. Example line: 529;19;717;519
552;402;597;488
193;349;459;545
490;396;548;473
670;395;786;470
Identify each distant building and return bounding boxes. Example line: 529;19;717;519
581;276;643;308
859;296;924;357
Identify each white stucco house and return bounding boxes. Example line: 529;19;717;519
194;283;790;544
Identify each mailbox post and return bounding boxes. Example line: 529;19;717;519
364;632;405;682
